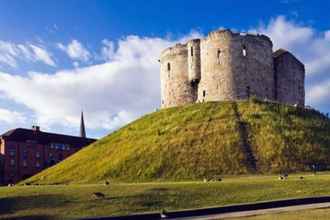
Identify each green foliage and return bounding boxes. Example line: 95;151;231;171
24;101;330;184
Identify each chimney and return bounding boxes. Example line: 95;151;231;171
32;125;40;132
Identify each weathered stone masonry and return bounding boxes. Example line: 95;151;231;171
160;29;305;108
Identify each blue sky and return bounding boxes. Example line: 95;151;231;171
0;0;329;138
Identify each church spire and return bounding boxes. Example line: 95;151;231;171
80;111;86;138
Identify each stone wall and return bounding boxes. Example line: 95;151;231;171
232;34;274;101
274;50;305;106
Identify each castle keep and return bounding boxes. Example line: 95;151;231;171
160;29;305;108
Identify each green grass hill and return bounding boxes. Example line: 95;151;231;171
25;100;330;184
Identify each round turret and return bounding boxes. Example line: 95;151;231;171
198;29;274;102
187;39;201;83
198;29;235;102
160;44;195;108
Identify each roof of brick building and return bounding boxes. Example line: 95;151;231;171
0;128;96;148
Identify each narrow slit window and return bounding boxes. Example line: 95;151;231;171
191;47;194;57
203;90;206;97
167;63;171;71
246;86;250;98
217;49;221;64
217;49;221;58
242;45;247;57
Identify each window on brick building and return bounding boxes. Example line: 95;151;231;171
36;152;40;158
23;160;27;168
167;63;171;71
49;159;55;166
23;150;28;159
9;149;15;157
10;159;15;166
36;161;40;168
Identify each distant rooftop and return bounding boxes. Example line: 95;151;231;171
1;127;96;148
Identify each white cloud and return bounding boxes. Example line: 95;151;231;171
0;35;178;131
254;16;330;107
325;30;330;41
0;17;329;136
254;16;314;52
58;40;91;62
0;41;21;67
29;44;56;66
73;61;79;68
101;39;115;61
0;41;56;68
0;108;26;125
175;30;204;43
306;79;330;105
255;16;330;76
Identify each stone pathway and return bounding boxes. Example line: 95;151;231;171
171;202;330;220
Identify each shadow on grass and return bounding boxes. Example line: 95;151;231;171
0;215;63;220
0;194;71;217
117;188;172;208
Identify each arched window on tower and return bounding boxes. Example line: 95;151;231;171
242;45;247;57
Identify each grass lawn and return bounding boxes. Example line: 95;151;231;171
231;208;330;220
2;173;330;219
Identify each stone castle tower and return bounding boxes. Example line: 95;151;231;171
160;29;305;108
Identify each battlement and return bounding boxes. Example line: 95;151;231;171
205;29;273;46
160;43;187;59
207;28;233;38
160;29;305;108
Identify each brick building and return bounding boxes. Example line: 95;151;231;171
0;113;96;184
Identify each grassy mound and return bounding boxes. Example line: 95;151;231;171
25;100;330;184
